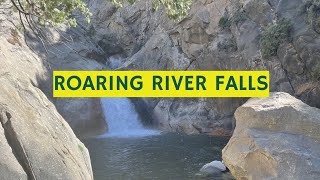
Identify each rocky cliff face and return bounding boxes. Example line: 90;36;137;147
85;0;320;135
222;92;320;179
18;8;109;138
30;27;108;138
0;1;93;179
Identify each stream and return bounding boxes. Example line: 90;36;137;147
83;98;232;179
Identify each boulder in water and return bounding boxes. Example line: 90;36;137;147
197;160;226;177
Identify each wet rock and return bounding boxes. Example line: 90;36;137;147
198;161;226;177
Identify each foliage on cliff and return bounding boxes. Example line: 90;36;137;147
112;0;192;20
9;0;192;28
9;0;91;27
151;0;192;20
260;19;292;58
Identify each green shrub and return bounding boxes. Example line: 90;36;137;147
151;0;193;20
115;0;193;20
260;19;292;58
219;16;231;29
232;10;247;25
10;0;193;27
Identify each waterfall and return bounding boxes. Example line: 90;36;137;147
100;98;160;138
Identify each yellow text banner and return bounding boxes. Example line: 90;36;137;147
53;71;269;97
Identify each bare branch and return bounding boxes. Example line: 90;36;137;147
10;0;30;15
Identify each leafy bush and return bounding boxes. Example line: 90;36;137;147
260;19;292;58
219;16;231;29
151;0;193;20
232;10;247;26
10;0;92;27
10;0;193;28
110;0;193;20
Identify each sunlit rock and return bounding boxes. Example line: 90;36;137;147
223;92;320;179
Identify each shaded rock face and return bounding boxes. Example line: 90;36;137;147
0;122;27;180
23;11;108;138
86;0;320;134
54;98;107;138
222;92;320;179
40;40;108;138
0;2;93;179
153;98;245;135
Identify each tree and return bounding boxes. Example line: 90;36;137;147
10;0;193;27
151;0;193;20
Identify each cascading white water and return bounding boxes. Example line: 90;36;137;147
100;98;160;138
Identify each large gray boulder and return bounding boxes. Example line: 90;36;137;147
222;92;320;179
0;3;93;179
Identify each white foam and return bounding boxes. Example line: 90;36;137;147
99;98;160;138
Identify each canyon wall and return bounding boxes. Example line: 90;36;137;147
85;0;320;135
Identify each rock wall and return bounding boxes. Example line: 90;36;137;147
0;1;93;179
25;12;109;138
36;29;108;138
222;92;320;179
85;0;320;134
